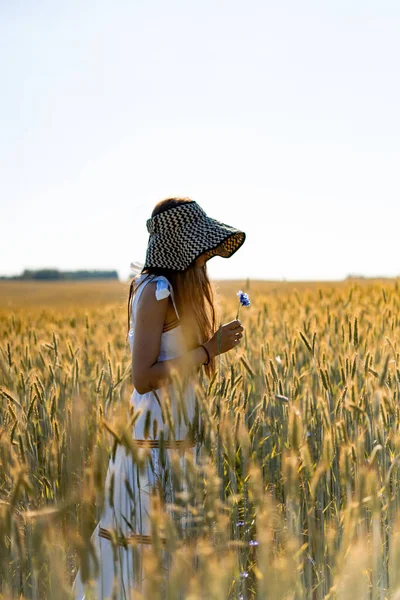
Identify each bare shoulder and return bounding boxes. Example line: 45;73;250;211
135;281;168;319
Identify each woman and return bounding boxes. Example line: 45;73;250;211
72;197;246;599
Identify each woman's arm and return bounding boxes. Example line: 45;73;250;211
131;282;243;394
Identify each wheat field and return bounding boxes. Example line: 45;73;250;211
1;277;400;599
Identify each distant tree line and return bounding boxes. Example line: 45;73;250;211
0;269;119;281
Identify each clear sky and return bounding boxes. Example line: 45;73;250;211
1;0;399;282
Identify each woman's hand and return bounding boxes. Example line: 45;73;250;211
204;320;244;358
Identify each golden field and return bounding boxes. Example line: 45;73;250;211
1;277;400;599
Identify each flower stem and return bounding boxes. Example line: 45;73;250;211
236;302;241;320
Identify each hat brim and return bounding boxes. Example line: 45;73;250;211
201;218;245;261
178;217;246;266
143;209;246;270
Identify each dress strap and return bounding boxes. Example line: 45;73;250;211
131;274;180;325
153;277;180;319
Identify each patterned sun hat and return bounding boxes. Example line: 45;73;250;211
143;200;246;271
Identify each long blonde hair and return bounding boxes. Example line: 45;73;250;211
127;197;217;377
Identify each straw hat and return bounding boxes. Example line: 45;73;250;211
143;200;246;271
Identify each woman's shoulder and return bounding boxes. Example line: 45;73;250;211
131;273;179;325
136;280;161;305
133;274;173;306
135;273;172;290
134;273;171;285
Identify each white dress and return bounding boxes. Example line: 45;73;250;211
72;274;200;599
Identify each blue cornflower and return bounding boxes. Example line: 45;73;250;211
236;290;251;319
237;290;250;306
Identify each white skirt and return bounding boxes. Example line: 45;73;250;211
72;436;199;599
